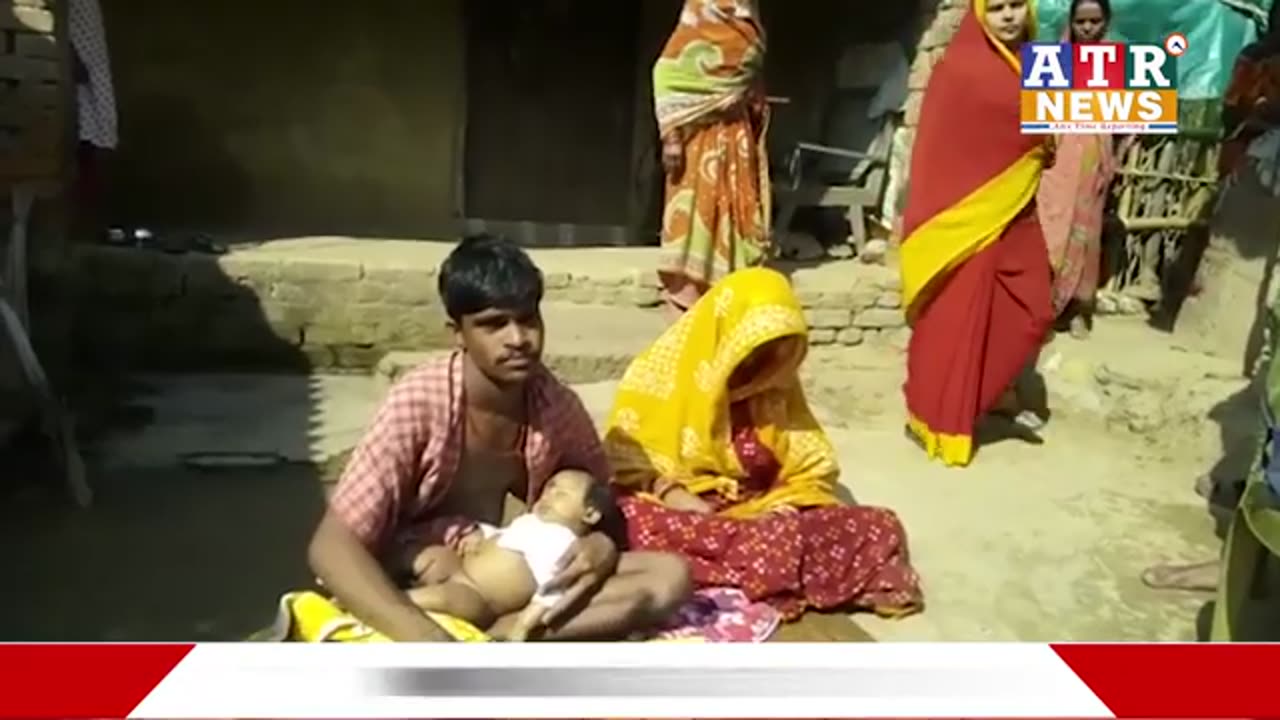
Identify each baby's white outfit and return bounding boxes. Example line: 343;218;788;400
478;514;576;606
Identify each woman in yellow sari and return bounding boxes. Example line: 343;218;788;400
604;268;922;619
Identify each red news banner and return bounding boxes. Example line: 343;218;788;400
0;643;1277;718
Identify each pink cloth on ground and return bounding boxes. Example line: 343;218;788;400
650;587;781;642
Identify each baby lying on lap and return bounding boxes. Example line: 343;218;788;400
406;469;625;641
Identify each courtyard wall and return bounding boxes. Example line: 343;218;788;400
68;240;909;371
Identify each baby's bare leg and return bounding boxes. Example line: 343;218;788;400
406;581;496;629
505;602;550;642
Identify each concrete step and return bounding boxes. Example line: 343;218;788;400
375;302;668;386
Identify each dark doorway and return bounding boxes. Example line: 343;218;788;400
462;1;642;226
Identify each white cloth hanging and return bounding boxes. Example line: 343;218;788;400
68;0;117;149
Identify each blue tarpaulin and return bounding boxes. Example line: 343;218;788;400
1034;0;1271;99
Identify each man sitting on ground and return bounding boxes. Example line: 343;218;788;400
306;234;692;641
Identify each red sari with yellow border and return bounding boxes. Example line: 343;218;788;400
898;0;1054;467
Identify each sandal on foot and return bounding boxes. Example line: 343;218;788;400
1068;316;1091;340
188;232;229;255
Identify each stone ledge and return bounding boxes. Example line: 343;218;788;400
375;350;639;387
64;239;911;369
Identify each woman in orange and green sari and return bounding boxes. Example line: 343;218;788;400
654;0;771;318
899;0;1055;467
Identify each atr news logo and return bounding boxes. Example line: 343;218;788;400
1019;33;1185;134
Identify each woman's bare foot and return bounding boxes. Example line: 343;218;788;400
661;297;689;323
1195;474;1216;500
1195;474;1245;510
1140;560;1220;592
1068;314;1090;340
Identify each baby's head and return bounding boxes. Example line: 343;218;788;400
532;468;628;548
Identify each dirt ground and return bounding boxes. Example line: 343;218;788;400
580;317;1247;641
1;312;1250;642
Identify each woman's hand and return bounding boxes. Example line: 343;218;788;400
661;133;686;179
662;487;714;514
1042;136;1058;169
1246;99;1280;130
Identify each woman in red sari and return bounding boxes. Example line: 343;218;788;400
604;268;922;620
899;0;1055;467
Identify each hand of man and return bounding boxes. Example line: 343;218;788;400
411;545;461;586
540;532;620;625
455;530;484;557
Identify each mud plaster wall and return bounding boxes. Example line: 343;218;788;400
763;0;921;157
461;0;924;232
101;0;463;238
97;0;928;240
893;0;966;234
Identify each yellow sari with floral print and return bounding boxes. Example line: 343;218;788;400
604;267;838;519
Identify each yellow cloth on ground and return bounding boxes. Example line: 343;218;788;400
604;267;840;519
259;591;491;642
255;591;706;643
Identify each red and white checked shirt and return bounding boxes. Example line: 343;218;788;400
328;351;610;552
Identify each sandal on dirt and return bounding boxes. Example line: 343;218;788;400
988;406;1046;432
1140;560;1219;592
187;232;228;255
983;412;1045;446
101;226;184;253
151;232;228;255
180;451;284;470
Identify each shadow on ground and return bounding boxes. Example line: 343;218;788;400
0;466;323;640
1177;170;1280;640
4;167;330;639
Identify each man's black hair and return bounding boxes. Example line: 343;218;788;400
438;233;544;322
585;476;630;553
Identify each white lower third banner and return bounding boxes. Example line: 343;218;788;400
141;644;1109;717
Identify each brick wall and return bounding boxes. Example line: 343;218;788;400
892;0;966;235
67;245;910;371
1;0;64;184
